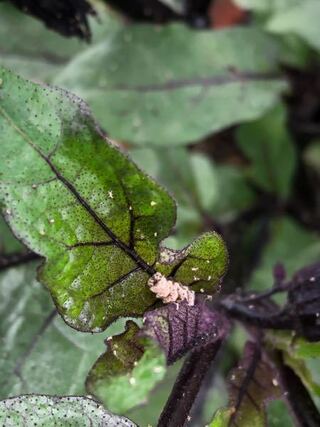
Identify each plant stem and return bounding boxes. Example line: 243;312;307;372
157;340;222;427
0;251;40;271
277;352;320;427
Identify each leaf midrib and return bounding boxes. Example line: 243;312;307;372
0;104;156;276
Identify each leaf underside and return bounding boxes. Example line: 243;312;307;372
0;67;228;332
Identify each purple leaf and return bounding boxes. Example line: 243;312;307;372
142;300;229;364
287;262;320;341
226;341;282;426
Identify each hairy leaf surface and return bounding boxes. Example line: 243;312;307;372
0;263;112;398
55;25;286;145
0;67;228;331
86;320;166;413
0;395;135;426
210;342;282;426
143;301;229;363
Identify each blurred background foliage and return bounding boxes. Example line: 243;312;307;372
1;0;320;425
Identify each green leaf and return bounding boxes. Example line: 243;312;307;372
267;400;293;427
0;67;228;331
0;263;112;398
234;0;301;14
208;408;233;427
131;147;256;229
236;103;296;199
248;217;320;292
0;215;24;254
267;0;320;52
0;2;121;82
0;395;136;426
267;331;320;397
86;320;166;413
55;25;286;145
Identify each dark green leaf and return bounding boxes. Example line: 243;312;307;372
236;104;297;199
86;320;166;413
0;67;228;331
55;25;286;145
0;395;136;426
0;66;171;331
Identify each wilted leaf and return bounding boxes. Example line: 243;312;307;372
0;67;228;331
0;395;136;426
86;320;166;413
267;0;320;52
143;301;229;363
0;263;113;398
55;25;286;145
236;103;297;200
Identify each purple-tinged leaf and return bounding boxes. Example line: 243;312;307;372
220;341;282;426
287;262;320;341
142;300;230;364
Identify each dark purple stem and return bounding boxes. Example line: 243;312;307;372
277;352;320;427
0;251;40;271
157;340;223;427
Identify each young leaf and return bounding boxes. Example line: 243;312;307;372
0;263;111;398
86;320;166;413
236;103;297;200
0;67;228;331
55;26;286;145
0;395;136;426
209;341;282;426
142;301;230;363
